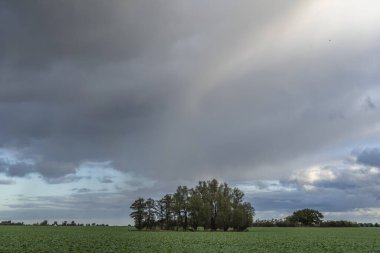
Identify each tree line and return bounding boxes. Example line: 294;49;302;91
0;220;108;226
252;208;323;227
130;179;255;231
253;208;380;227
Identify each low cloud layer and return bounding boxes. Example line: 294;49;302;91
1;1;380;223
243;150;380;221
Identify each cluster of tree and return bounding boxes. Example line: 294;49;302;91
0;220;24;226
33;220;108;226
130;179;255;231
320;220;359;227
254;219;380;228
357;223;380;227
253;208;380;227
253;219;299;227
286;208;324;226
253;209;323;227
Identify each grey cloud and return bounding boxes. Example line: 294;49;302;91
250;186;377;215
0;179;15;185
293;165;380;193
247;180;379;218
0;160;8;173
99;177;113;184
3;179;159;223
4;191;137;224
6;163;35;177
1;1;301;68
0;1;171;67
0;160;34;177
35;161;77;178
244;153;380;219
43;174;83;184
3;182;182;224
1;1;380;225
73;188;91;193
0;157;82;181
357;148;380;167
365;96;376;110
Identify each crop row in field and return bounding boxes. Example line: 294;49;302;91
0;226;379;252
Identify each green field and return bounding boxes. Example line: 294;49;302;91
0;226;380;252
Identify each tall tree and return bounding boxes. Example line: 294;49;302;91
195;181;212;229
173;186;190;230
161;194;173;230
130;197;146;230
188;188;203;230
144;198;156;229
231;187;244;206
208;179;219;230
172;187;182;230
216;183;232;231
156;198;166;230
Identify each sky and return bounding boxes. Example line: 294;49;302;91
1;0;380;225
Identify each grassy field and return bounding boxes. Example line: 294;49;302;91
0;226;380;252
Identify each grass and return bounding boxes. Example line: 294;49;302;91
0;226;379;252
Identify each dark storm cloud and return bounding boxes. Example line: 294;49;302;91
0;160;34;177
0;1;178;66
35;161;77;178
0;0;380;195
357;148;380;167
0;0;303;181
6;163;35;177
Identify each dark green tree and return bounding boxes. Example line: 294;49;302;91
188;188;203;230
287;208;323;226
242;202;255;229
229;187;255;231
40;220;48;226
195;181;212;229
129;179;254;231
156;198;166;230
216;183;233;231
161;194;173;229
130;197;146;230
208;179;219;230
173;186;190;230
144;198;156;229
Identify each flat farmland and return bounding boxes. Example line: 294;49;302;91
0;226;379;252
